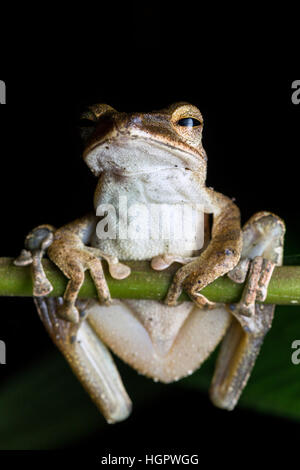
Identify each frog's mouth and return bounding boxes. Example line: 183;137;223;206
83;135;206;179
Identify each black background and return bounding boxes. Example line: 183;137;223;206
0;7;299;465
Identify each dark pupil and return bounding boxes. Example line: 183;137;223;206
177;117;201;127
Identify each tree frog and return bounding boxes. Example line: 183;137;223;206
15;102;285;423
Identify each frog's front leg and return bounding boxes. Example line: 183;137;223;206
209;212;285;410
46;214;131;323
163;195;243;308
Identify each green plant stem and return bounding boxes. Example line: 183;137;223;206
0;257;300;305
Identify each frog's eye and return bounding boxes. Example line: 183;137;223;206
177;117;202;128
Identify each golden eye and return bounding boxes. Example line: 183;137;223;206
177;117;201;128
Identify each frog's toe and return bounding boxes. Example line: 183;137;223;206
228;256;276;325
256;258;276;301
228;258;250;284
189;291;217;309
57;303;80;324
87;257;112;304
165;278;184;306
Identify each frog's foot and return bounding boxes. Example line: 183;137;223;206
14;225;55;296
49;243;131;324
227;211;285;319
209;212;285;410
151;254;218;309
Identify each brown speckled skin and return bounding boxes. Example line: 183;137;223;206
84;103;207;170
32;103;285;421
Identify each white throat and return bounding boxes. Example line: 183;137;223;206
92;169;209;260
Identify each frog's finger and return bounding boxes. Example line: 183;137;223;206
88;257;111;305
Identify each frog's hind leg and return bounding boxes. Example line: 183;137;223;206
209;212;285;410
34;297;132;423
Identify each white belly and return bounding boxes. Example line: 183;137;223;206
86;299;230;383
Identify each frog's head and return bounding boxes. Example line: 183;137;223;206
81;102;207;184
